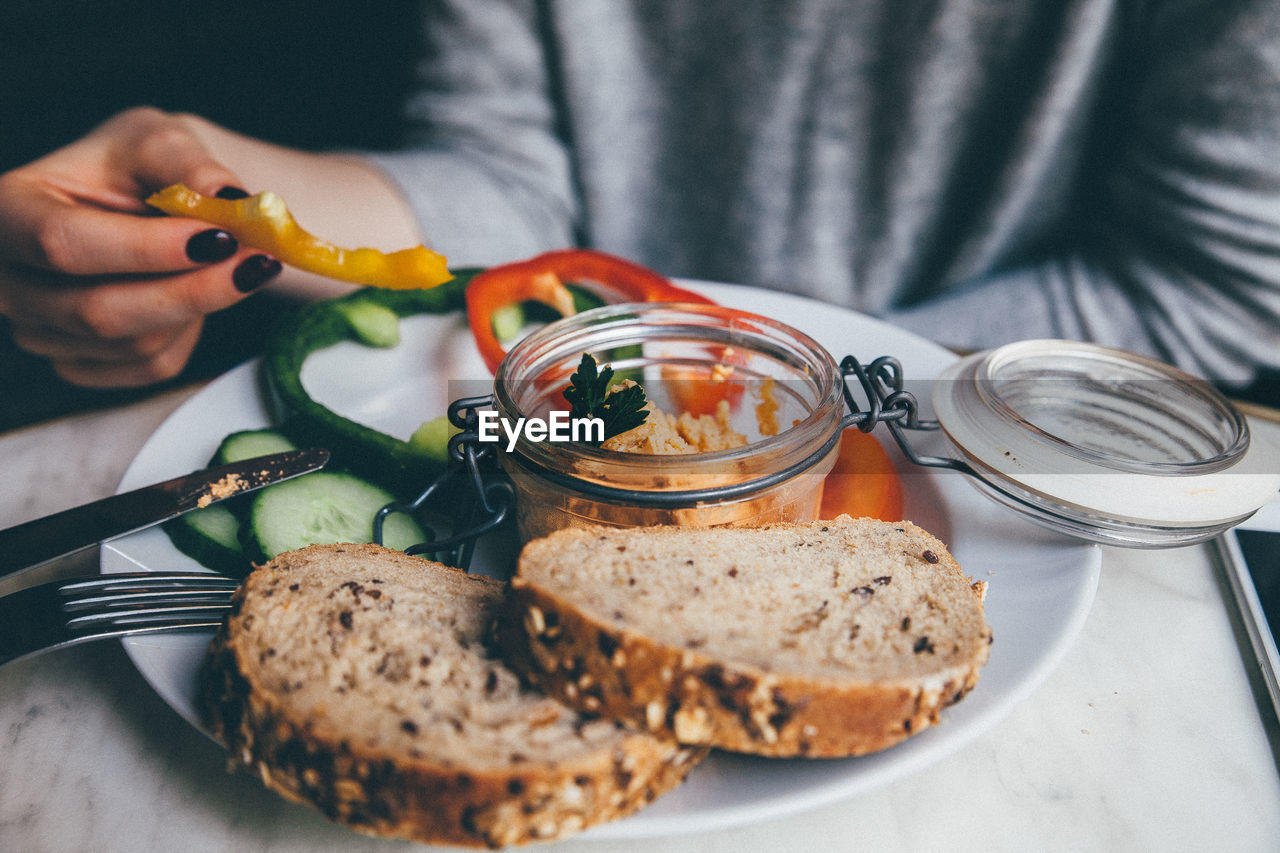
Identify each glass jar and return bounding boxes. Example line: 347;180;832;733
491;302;845;542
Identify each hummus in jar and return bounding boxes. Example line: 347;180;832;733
599;376;784;455
602;398;747;454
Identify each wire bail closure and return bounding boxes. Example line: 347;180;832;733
373;395;513;571
838;355;971;474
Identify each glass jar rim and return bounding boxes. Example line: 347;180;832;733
492;301;845;498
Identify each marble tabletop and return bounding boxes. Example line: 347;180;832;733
2;385;1279;853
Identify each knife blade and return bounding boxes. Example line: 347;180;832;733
0;447;329;579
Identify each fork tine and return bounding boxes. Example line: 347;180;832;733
62;573;235;630
66;601;232;629
59;572;240;592
0;571;239;668
63;589;236;611
60;572;237;622
60;571;236;617
62;615;230;646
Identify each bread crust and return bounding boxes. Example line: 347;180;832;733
501;521;992;758
200;544;705;848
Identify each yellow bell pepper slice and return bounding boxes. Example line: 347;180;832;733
146;184;452;290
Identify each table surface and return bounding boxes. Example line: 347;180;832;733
2;383;1279;853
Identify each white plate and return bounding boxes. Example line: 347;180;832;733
102;282;1100;841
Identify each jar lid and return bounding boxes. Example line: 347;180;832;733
930;340;1280;547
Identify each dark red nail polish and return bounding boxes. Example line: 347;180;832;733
233;254;282;292
185;228;238;263
215;186;251;200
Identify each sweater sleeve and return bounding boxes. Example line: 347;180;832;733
361;0;578;267
884;0;1280;388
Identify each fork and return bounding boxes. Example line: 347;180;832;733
0;572;238;668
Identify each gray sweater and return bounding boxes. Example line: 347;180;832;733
367;0;1280;386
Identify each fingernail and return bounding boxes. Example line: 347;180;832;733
233;254;282;292
215;186;250;200
185;228;238;263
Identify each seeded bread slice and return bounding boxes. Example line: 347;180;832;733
502;516;992;758
200;543;705;848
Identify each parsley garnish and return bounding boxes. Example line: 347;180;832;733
562;353;648;445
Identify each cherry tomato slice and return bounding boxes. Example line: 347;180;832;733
819;428;905;522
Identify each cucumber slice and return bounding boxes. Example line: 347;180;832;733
212;429;297;466
244;471;429;561
166;429;298;575
489;303;525;343
335;299;401;348
408;415;462;464
164;503;248;577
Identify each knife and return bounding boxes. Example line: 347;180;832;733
0;447;329;580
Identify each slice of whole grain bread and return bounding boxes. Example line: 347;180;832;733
502;515;992;758
200;543;704;848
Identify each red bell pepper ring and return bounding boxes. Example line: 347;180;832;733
465;249;713;373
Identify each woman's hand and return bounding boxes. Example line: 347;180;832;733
0;107;281;387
